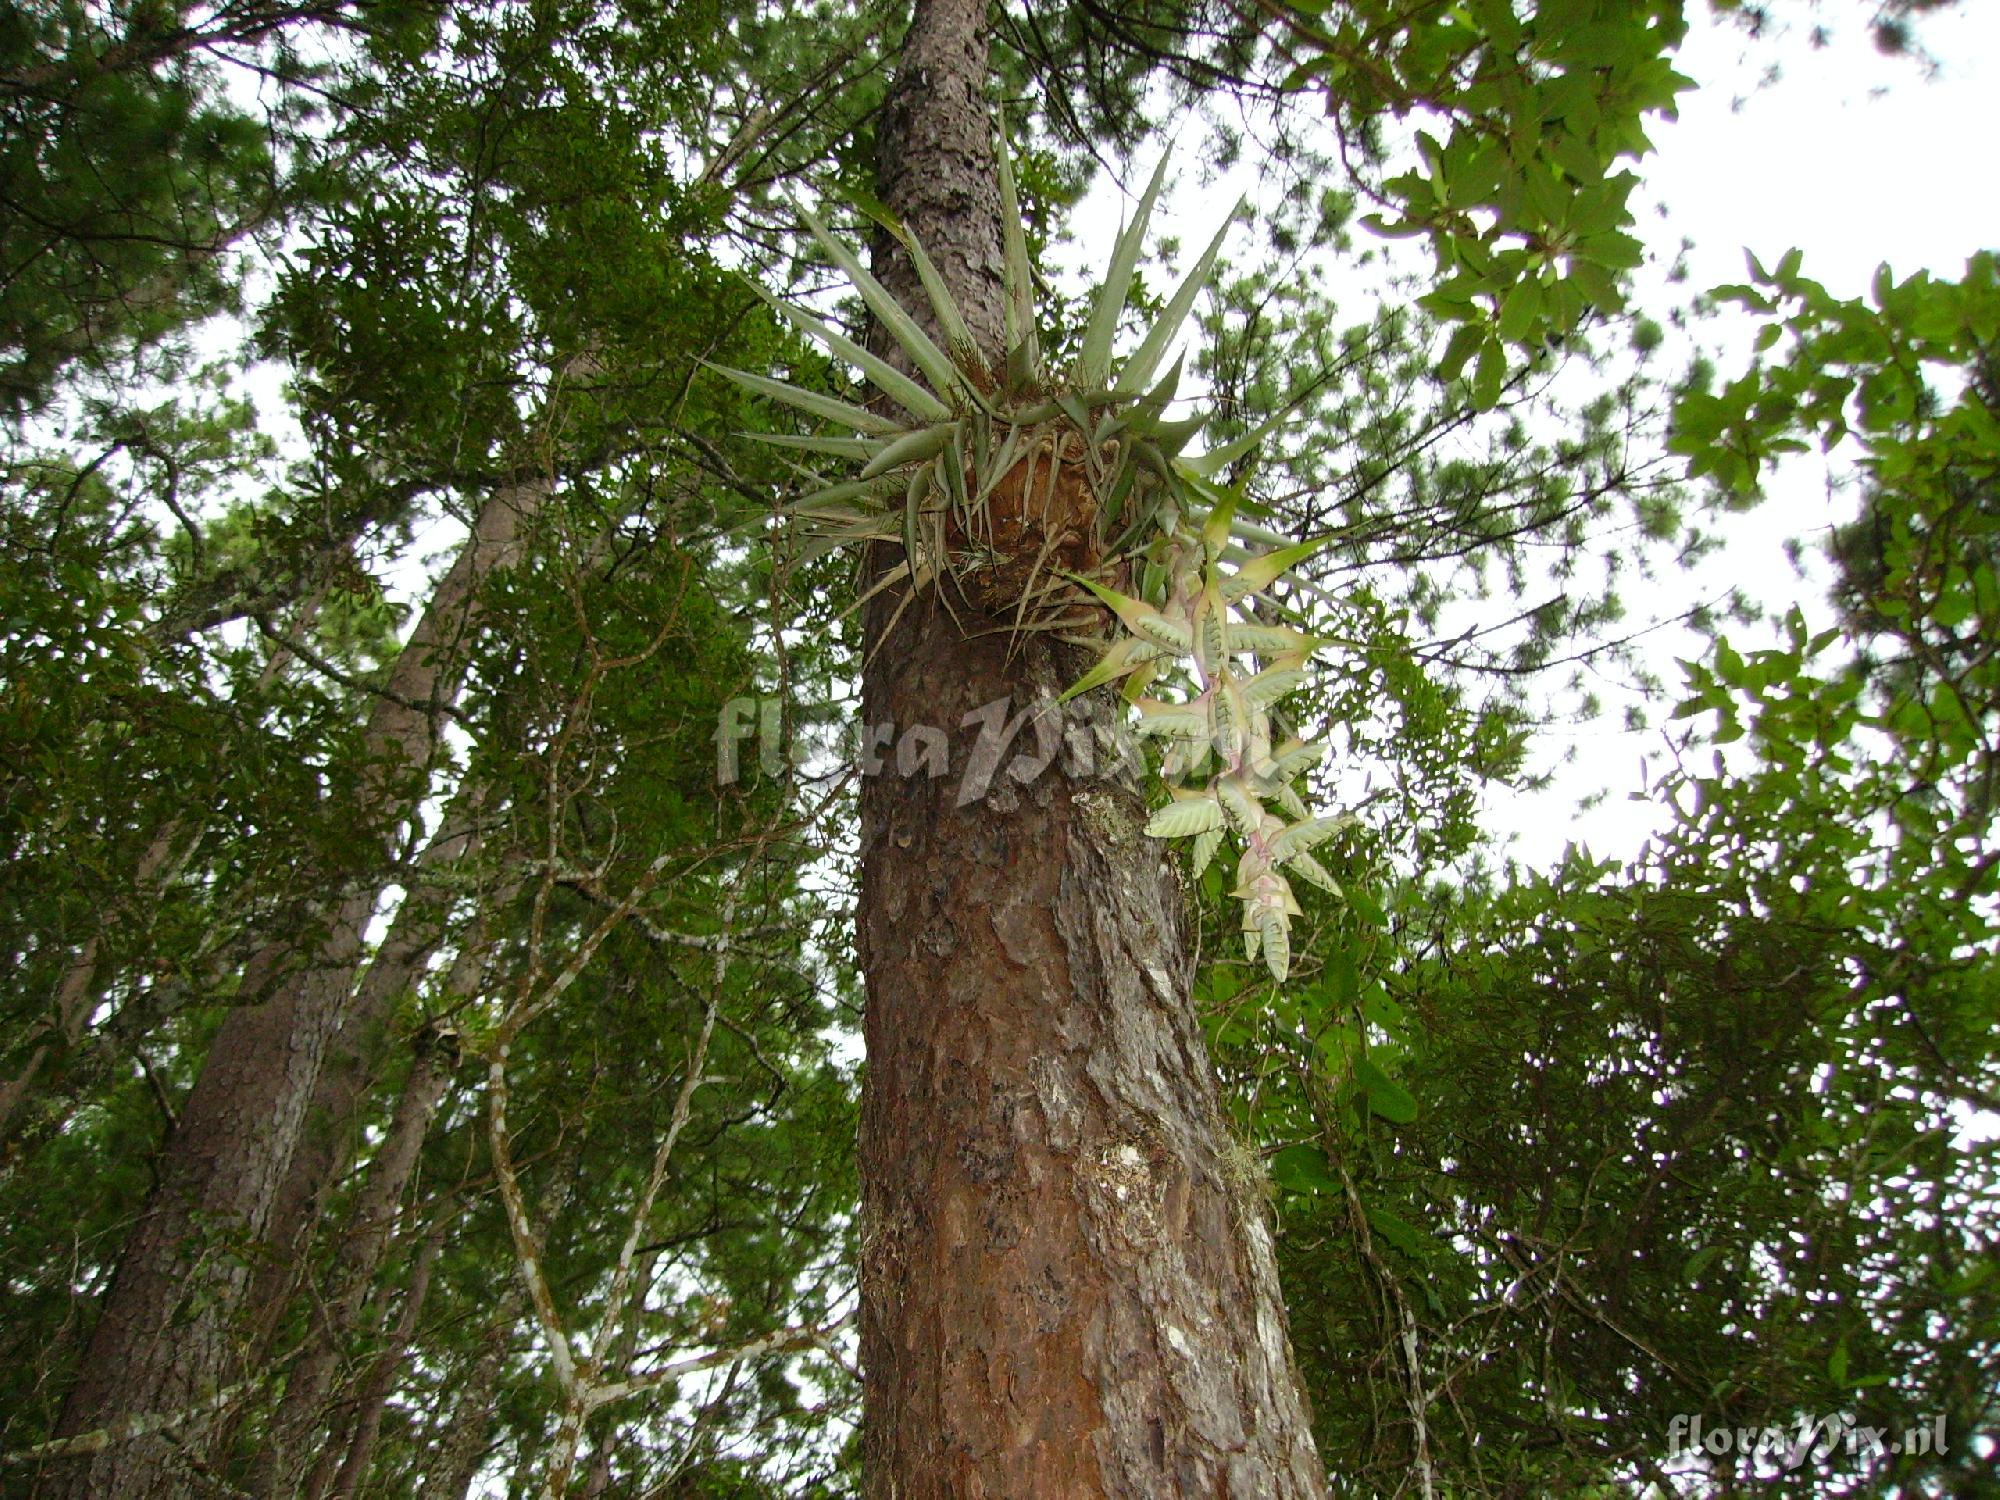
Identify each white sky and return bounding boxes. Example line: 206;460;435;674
1652;5;1998;301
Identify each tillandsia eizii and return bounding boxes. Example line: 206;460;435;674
1063;497;1354;982
708;125;1349;978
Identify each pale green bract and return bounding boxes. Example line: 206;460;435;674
1064;509;1346;983
714;123;1347;979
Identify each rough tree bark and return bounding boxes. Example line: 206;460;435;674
36;475;549;1500
854;0;1329;1493
239;784;499;1366
255;1018;461;1496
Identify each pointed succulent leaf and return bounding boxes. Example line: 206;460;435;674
787;474;904;513
1065;574;1194;654
889;222;991;383
1105;484;1169;559
903;461;928;570
861;421;957;481
1128;437;1172;484
1270;814;1354;862
1243;661;1308;706
1192;588;1228;675
1191;826;1223;878
968;407;991;478
1080;152;1171;388
834;186;991;382
1178;403;1298;478
1287;850;1343;896
1122;657;1161;703
747;431;887;462
1135;350;1185;417
743;279;951;423
1058;633;1164;703
705;362;902;435
1229;623;1320;655
941;422;972;517
1210;678;1252;763
1259;911;1291;981
1006;335;1041;395
994;113;1042;386
796;202;963;401
1132;699;1209;739
1201;493;1238;560
1274;737;1327;774
1223;534;1334;602
786;506;877;532
1146;411;1210;459
1220;514;1311;554
1145;795;1225;838
974;425;1023;504
1101;449;1138;524
796;518;896;562
1117;205;1240;395
1218;775;1263;837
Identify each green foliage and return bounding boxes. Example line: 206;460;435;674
1211;161;2000;1490
3;0;1994;1494
1278;0;1694;407
1208;797;1999;1492
0;0;285;417
0;0;876;1488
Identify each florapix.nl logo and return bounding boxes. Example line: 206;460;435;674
1667;1411;1948;1475
713;692;1165;808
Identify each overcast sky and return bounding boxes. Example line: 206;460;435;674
1655;4;1997;299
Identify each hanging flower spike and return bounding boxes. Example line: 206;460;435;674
1093;492;1344;980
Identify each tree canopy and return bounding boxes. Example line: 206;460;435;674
0;0;1994;1494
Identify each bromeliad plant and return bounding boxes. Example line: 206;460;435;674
1063;503;1354;982
713;141;1236;619
709;133;1349;979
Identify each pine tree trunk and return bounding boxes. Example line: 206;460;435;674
255;1021;459;1496
854;1;1328;1493
37;476;548;1500
238;785;496;1384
